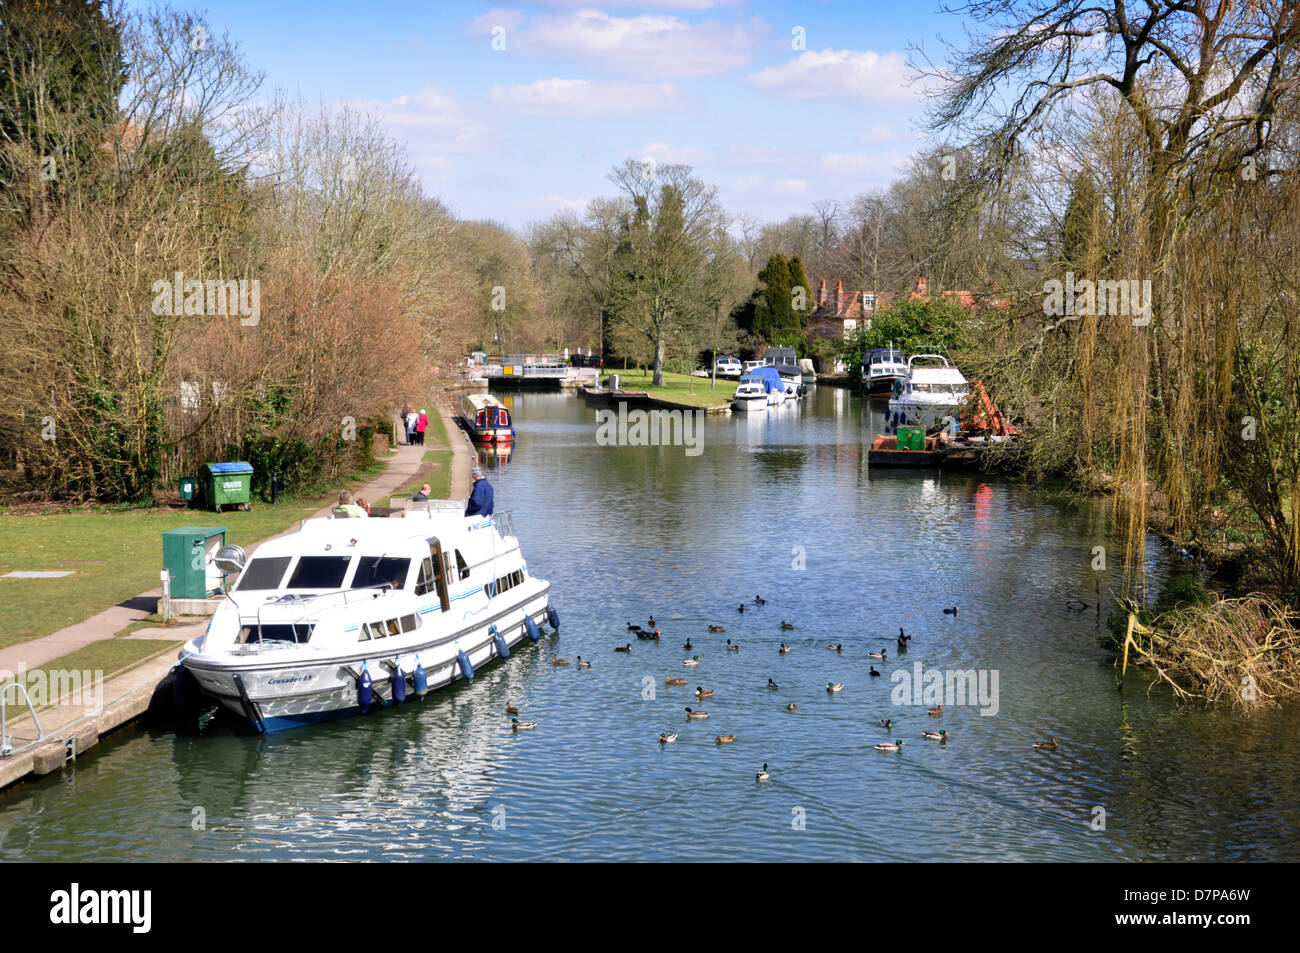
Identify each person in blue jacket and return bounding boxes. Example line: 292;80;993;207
465;466;494;516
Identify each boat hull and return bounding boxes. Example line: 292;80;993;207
886;398;962;430
732;396;767;412
184;587;550;732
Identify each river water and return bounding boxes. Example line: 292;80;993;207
2;386;1298;861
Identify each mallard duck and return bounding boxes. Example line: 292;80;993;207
867;648;887;660
767;678;780;690
780;621;795;630
505;702;519;715
828;642;844;652
928;705;944;716
614;643;631;653
943;606;957;616
869;666;881;677
922;729;948;741
726;639;739;651
684;707;709;719
756;762;770;781
683;655;700;667
754;594;766;605
878;718;892;729
1034;737;1060;750
897;628;911;649
786;702;797;711
695;686;714;698
683;638;694;650
511;718;536;730
738;603;746;613
576;656;591;669
664;676;687;685
659;732;678;744
779;643;791;655
708;624;726;633
875;739;904;752
715;734;736;744
648;616;657;628
551;654;570;666
827;682;844;693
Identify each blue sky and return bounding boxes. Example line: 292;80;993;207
144;1;960;227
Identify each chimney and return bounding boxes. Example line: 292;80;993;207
915;276;928;295
835;280;843;314
818;278;827;309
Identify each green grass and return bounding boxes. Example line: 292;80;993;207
392;449;454;502
0;458;396;650
16;638;184;706
424;408;450;446
603;369;737;408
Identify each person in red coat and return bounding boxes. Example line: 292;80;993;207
416;409;428;446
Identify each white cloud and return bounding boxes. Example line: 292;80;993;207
728;175;809;195
858;124;902;144
490;78;685;117
519;9;759;78
637;141;714;164
468;8;527;35
539;193;591;215
349;87;491;154
748;49;922;106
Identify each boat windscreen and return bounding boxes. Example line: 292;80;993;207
235;556;292;591
286;555;352;589
351;556;412;590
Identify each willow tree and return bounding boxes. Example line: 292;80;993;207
926;0;1300;593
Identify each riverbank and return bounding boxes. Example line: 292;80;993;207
0;414;474;794
599;369;736;410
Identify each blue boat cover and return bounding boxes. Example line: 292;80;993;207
740;366;785;393
207;462;253;474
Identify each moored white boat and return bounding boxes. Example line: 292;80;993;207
886;354;969;430
179;503;553;732
732;378;768;413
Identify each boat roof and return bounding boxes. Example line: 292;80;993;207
866;347;906;360
248;509;496;560
462;392;508;411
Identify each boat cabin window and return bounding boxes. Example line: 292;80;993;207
238;623;314;645
235;556;293;592
286;555;352;590
485;568;525;599
351;556;411;590
414;557;436;597
454;549;470;580
476;410;486;427
358;613;422;641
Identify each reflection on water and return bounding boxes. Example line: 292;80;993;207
2;386;1297;861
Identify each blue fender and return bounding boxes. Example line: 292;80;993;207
413;656;428;697
457;646;474;684
392;661;407;706
358;663;373;711
491;624;509;659
546;605;560;631
524;616;541;642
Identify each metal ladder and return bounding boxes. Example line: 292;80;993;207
1;678;45;758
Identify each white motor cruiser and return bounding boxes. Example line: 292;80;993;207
731;377;769;413
886;354;970;431
179;501;554;732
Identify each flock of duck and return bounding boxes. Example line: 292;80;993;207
509;596;1062;780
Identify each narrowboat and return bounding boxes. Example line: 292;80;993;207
459;393;515;444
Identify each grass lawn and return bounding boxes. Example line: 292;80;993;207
17;638;185;701
0;460;390;650
603;368;737;408
391;449;454;502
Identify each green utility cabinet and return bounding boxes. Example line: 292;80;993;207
897;426;927;451
162;526;228;598
198;462;253;512
179;476;196;502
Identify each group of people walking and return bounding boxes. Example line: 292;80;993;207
403;406;428;445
